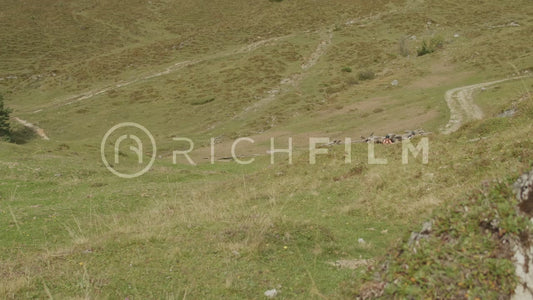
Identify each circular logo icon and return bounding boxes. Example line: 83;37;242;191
100;122;156;178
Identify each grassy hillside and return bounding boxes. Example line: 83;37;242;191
0;0;532;298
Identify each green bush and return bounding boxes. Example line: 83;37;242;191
417;36;444;56
417;40;433;56
344;76;358;86
0;94;12;142
341;66;352;73
358;70;375;81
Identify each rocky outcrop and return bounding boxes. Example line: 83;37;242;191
512;169;533;299
514;169;533;216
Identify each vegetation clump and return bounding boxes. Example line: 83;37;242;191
417;36;444;56
0;94;12;142
358;70;375;81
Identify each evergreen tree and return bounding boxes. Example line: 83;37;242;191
0;94;12;141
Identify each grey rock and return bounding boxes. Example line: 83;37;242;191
513;169;533;202
498;108;517;118
408;221;433;245
264;289;278;298
421;221;432;234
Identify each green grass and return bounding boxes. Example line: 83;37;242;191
3;107;533;298
352;176;529;299
0;0;533;298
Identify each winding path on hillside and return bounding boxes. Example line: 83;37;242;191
15;74;529;141
8;13;390;139
441;77;529;134
25;35;297;114
237;30;333;116
13;30;333;138
11;34;300;140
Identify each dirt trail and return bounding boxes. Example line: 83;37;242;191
15;34;296;140
238;30;333;116
441;77;529;134
60;60;199;108
12;117;49;140
42;19;386;115
30;34;294;113
238;35;293;53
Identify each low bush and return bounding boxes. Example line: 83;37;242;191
358;70;375;81
417;36;444;56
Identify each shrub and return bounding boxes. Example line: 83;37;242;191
344;76;358;86
417;40;433;56
417;36;444;56
325;85;344;95
0;94;12;142
341;67;352;73
358;70;375;81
